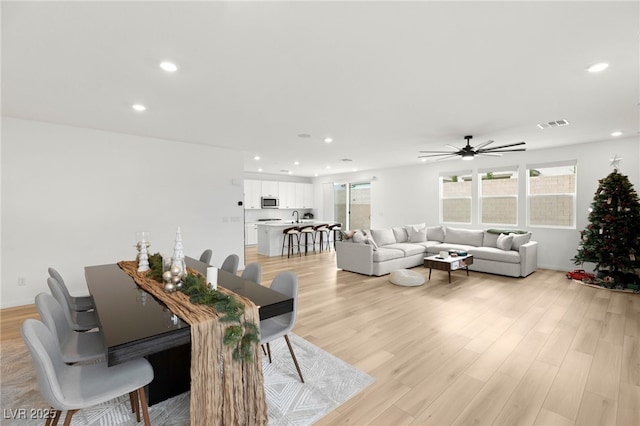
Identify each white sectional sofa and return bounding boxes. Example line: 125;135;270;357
335;225;538;278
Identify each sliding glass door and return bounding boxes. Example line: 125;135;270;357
334;182;371;230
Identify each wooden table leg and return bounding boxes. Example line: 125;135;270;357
428;268;432;280
448;271;451;283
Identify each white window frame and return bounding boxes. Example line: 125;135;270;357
526;160;577;229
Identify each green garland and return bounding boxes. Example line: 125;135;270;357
148;253;259;361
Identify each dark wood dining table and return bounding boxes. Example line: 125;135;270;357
85;257;293;404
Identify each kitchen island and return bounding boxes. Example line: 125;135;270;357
256;220;332;257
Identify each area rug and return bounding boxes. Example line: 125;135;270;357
1;334;373;425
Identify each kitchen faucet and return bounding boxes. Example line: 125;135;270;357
292;210;300;223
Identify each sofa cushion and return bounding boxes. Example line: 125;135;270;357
444;227;484;247
382;243;426;256
392;227;409;243
427;225;445;242
370;228;396;246
510;232;532;250
483;231;499;248
469;247;521;264
373;247;405;262
497;233;514;251
414;241;443;250
406;225;427;242
427;243;474;254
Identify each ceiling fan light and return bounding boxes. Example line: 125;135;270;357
462;152;474;161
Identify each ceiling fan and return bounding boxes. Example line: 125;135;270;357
418;135;526;161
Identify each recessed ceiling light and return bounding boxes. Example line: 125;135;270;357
132;104;146;112
294;161;299;165
257;168;263;172
421;158;427;162
352;168;358;172
587;62;609;73
298;133;311;138
325;165;331;169
159;61;178;72
314;173;318;177
611;131;623;137
324;137;333;143
288;171;293;175
254;155;260;160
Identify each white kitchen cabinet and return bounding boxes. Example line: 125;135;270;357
261;181;279;197
278;182;296;209
244;180;262;209
295;183;314;208
245;222;258;245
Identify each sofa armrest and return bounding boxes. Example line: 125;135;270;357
336;241;374;275
519;241;538;277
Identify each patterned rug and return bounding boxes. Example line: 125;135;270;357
1;334;373;425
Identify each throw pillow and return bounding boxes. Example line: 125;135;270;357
352;230;365;243
510;232;532;250
392;227;409;243
426;225;445;242
340;230;355;240
497;233;514;251
406;225;427;242
370;228;396;246
364;235;378;250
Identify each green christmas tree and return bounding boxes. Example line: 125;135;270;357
573;169;640;275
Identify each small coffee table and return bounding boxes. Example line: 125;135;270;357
424;254;474;283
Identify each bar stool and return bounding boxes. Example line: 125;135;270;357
328;223;342;249
298;224;315;255
313;224;331;252
281;226;301;258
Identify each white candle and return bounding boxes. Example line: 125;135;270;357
207;266;218;290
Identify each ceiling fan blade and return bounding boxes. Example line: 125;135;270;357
478;141;525;152
480;148;527;153
445;144;461;150
473;140;494;150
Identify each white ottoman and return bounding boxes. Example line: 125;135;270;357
390;269;425;286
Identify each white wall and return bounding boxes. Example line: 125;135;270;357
313;137;639;272
1;118;245;308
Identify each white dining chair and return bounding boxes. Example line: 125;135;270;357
221;254;240;275
47;267;95;312
35;293;104;364
240;262;262;284
21;319;154;426
47;277;99;332
199;249;213;265
260;271;304;382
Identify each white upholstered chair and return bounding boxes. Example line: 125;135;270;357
221;254;240;275
47;267;95;312
260;271;304;382
240;262;262;284
47;277;99;332
21;319;153;426
35;292;104;364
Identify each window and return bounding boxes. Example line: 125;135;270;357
334;182;371;230
440;172;472;224
479;168;518;225
527;162;576;228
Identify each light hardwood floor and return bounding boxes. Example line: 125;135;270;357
2;247;639;425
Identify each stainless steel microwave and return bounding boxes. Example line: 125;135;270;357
261;197;279;209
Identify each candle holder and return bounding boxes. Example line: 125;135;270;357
136;232;150;272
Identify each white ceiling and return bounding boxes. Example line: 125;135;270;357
2;1;638;177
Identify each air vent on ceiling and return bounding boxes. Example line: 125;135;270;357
537;119;570;129
340;158;353;162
